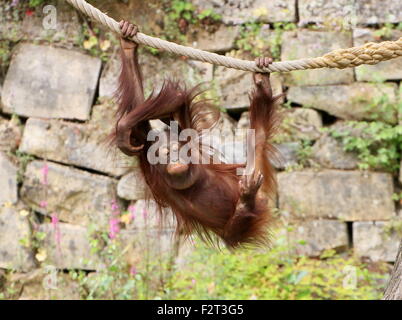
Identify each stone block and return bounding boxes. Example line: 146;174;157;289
287;83;398;124
0;205;35;272
21;161;117;227
281;30;354;86
278;170;395;221
354;221;400;262
1;44;101;120
0;152;18;205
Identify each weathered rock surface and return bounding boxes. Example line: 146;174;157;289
272;142;300;170
211;112;237;138
0;5;23;41
191;25;240;52
39;223;99;270
98;57;121;99
0;205;36;272
299;0;402;25
21;161;117;227
117;170;147;201
355;0;402;24
1;44;101;120
286;220;348;257
125;200;176;230
312;134;359;169
287;83;398;124
191;0;296;24
353;221;400;262
237;112;250;130
278;170;395;221
99;53;213;99
7;269;80;300
118;229;178;268
276;108;323;143
281;31;354;86
215;68;282;110
0;152;18;205
354;29;402;81
19;103;133;176
298;0;357;25
21;1;81;44
0;116;22;152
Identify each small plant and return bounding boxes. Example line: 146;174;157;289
329;121;402;173
0;41;12;78
77;22;118;62
9;150;35;184
362;92;398;124
170;0;196;23
161;0;221;43
235;22;296;59
383;218;402;238
197;9;222;23
235;22;264;56
296;139;314;167
28;0;46;8
168;238;388;300
392;192;402;205
373;23;402;39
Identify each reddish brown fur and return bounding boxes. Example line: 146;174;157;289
111;33;279;248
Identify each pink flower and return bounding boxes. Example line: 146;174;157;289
111;200;120;215
41;163;49;185
11;0;19;7
40;201;48;208
130;266;137;276
109;218;120;239
128;205;136;220
51;213;61;244
109;200;122;239
51;213;59;225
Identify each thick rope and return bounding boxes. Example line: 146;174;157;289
66;0;402;73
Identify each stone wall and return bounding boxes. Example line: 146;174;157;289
0;0;401;297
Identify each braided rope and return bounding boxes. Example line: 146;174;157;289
66;0;402;73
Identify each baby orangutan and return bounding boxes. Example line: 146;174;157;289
113;21;280;248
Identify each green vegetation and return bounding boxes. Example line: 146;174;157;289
168;242;387;300
383;218;402;238
0;41;12;78
296;139;314;167
2;234;388;300
10;150;35;184
328;121;402;173
360;90;399;123
28;0;46;8
235;22;296;59
161;0;222;43
373;22;402;39
76;23;118;62
66;223;178;300
22;234;385;300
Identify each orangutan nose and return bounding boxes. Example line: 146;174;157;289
166;163;189;175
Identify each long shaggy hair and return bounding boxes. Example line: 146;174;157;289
111;52;279;248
